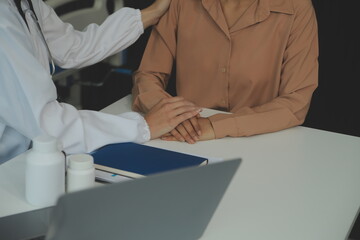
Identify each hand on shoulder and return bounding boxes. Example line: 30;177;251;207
140;0;172;28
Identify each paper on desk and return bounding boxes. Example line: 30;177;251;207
195;155;223;164
95;155;223;183
95;170;133;183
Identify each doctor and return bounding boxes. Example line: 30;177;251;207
0;0;201;163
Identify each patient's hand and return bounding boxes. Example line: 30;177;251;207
164;116;201;144
144;97;201;140
197;118;216;141
161;117;215;142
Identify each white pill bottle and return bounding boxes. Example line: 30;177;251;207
66;154;95;193
25;135;65;207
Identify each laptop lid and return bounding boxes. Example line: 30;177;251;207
45;159;241;240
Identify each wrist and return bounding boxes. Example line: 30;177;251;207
198;118;216;141
140;6;162;29
144;115;154;140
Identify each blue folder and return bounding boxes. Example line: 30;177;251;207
91;142;208;179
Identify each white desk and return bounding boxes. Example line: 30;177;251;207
1;95;360;240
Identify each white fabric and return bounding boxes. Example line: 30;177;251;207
0;0;150;163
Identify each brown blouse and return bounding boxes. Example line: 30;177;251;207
132;0;318;138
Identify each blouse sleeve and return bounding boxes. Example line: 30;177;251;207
209;0;319;138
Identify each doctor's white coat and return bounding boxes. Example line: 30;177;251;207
0;0;150;163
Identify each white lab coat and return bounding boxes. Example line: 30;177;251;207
0;0;150;163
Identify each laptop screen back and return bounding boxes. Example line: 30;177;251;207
45;159;241;240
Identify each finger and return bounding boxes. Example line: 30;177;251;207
182;119;199;141
161;135;178;141
190;117;201;136
161;96;185;104
170;106;201;118
170;102;197;114
161;133;172;138
162;96;197;107
171;110;201;127
153;97;182;110
176;124;196;144
164;100;196;113
168;129;185;142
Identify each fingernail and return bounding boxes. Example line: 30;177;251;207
197;131;201;135
180;138;185;142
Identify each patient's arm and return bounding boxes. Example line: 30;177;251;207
207;2;319;138
132;0;179;113
134;0;204;143
133;0;212;144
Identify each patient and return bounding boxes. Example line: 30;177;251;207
132;0;318;143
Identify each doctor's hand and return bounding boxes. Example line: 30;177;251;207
161;117;216;142
141;0;172;28
152;0;172;15
144;97;202;140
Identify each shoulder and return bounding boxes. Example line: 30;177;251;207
0;1;13;27
0;1;22;35
170;0;201;11
289;0;314;13
269;0;314;14
158;0;197;22
0;2;32;57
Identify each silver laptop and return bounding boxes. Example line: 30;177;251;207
0;159;240;240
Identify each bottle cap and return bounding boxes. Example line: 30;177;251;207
68;154;94;170
32;135;58;153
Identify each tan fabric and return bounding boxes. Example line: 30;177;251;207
132;0;318;138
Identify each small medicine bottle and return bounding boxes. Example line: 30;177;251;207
66;154;95;192
25;135;65;207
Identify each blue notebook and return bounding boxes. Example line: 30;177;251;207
91;142;208;179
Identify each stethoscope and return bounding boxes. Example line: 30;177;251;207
14;0;56;76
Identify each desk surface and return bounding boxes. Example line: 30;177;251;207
1;95;360;240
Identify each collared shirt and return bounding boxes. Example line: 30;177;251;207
0;0;149;163
132;0;318;138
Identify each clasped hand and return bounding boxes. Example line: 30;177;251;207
144;97;215;143
161;116;216;143
144;97;201;139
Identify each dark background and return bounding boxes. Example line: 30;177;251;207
54;0;360;238
304;0;360;138
307;1;360;238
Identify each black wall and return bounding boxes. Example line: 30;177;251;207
304;0;360;138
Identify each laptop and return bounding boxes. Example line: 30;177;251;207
0;159;241;240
